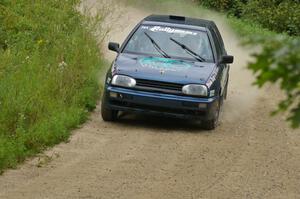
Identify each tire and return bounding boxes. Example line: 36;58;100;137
202;98;221;130
101;96;118;122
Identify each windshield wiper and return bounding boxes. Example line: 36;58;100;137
170;37;206;62
144;32;170;58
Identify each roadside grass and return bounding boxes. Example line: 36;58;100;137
0;0;105;172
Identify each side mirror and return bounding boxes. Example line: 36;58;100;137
108;42;120;53
220;55;234;64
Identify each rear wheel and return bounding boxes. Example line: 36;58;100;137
101;96;118;122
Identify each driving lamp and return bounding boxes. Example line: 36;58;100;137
182;84;208;96
111;75;136;88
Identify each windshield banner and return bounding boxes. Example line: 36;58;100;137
141;25;198;36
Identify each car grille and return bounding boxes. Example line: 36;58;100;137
135;79;183;95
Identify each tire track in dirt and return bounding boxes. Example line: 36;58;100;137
0;1;299;199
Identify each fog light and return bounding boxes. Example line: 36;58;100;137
198;103;207;109
109;92;118;98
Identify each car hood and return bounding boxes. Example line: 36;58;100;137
114;53;217;85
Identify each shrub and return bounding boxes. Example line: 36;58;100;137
0;0;104;171
242;0;300;36
198;0;300;36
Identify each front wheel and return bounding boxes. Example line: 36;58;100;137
202;98;221;130
101;96;118;122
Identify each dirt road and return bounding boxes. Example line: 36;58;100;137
0;1;299;198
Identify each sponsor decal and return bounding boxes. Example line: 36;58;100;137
141;25;198;36
111;62;117;76
206;67;219;88
139;57;191;72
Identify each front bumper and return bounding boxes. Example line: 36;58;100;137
103;86;219;120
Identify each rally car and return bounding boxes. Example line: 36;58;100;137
101;15;234;130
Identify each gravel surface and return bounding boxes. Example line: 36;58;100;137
0;1;299;198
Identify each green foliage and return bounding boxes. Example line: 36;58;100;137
198;0;300;36
247;36;300;128
242;0;300;36
200;0;241;12
227;16;276;38
0;0;103;171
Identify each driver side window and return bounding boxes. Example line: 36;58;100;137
210;30;222;61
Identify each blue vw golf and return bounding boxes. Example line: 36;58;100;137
101;15;234;130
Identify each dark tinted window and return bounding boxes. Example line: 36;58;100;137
210;29;222;60
123;25;214;62
211;25;226;55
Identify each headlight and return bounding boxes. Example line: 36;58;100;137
111;75;136;88
182;84;208;96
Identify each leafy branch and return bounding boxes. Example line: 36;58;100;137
246;36;300;128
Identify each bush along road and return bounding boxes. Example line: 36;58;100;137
0;0;105;172
0;0;299;198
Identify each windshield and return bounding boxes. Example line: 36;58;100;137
123;25;214;62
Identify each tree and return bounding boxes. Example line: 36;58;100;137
247;36;300;128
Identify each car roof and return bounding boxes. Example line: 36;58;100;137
143;15;216;29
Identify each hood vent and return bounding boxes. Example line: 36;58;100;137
169;15;186;21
